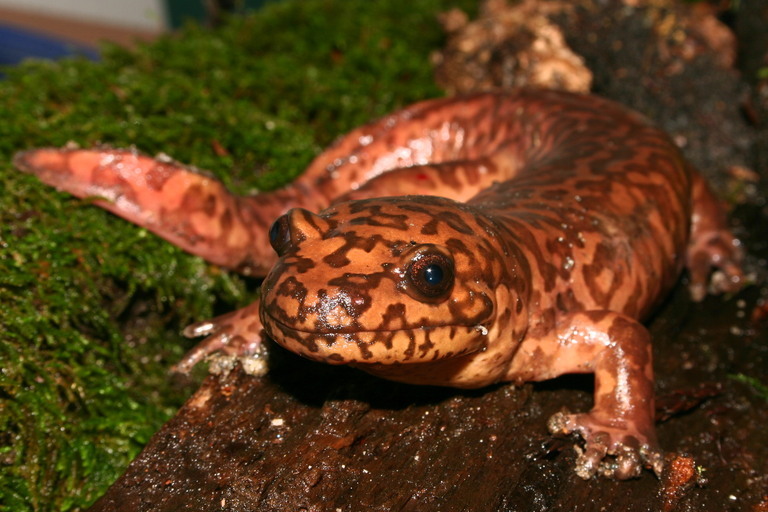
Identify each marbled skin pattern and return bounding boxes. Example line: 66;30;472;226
14;89;743;480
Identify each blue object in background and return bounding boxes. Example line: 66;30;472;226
0;23;99;66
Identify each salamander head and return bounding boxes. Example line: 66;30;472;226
260;196;522;374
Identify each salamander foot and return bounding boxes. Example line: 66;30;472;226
548;409;664;480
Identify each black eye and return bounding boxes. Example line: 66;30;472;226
423;263;444;285
268;215;291;256
406;250;454;302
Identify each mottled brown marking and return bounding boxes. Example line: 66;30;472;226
219;208;233;233
144;163;176;191
203;193;217;216
179;184;208;214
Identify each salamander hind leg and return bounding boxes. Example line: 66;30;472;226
508;311;663;479
686;172;744;302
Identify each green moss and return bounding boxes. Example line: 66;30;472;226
730;373;768;401
0;0;476;509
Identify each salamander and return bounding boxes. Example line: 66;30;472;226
14;89;743;480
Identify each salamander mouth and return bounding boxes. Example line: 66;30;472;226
262;310;491;365
264;309;482;334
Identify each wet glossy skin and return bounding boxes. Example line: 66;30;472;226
14;89;743;480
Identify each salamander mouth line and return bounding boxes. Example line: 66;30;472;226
264;310;492;337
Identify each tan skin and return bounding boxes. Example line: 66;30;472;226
15;89;743;480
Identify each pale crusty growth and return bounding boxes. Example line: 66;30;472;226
14;89;742;480
432;0;593;94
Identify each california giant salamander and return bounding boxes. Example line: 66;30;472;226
15;89;744;479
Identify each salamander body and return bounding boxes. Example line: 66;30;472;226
15;89;743;479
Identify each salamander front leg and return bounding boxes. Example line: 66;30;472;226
508;311;663;479
174;299;267;375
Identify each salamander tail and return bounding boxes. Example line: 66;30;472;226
14;146;289;276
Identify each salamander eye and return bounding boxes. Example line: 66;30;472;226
406;250;454;302
269;215;291;256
